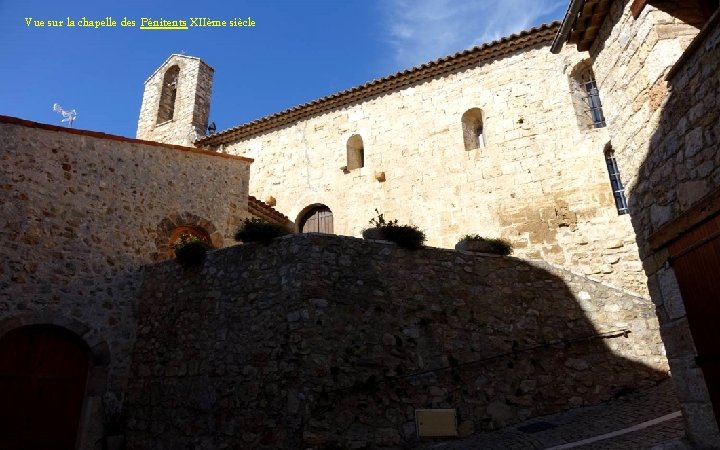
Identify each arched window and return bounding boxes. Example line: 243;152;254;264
461;108;485;150
570;61;606;130
346;135;364;170
604;146;628;215
298;205;333;234
157;65;180;124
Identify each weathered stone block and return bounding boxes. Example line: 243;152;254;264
661;318;697;358
656;267;687;319
682;402;720;449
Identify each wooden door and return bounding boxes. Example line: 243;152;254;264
669;214;720;427
0;325;89;450
300;205;333;234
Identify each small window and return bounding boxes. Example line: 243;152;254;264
582;73;606;128
570;62;606;130
461;108;485;150
604;147;628;215
157;65;180;124
346;134;364;170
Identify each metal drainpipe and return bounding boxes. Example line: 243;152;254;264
551;0;587;53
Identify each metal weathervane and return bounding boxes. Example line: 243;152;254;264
53;103;77;127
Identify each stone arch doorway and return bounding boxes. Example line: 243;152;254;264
298;204;334;234
0;324;90;450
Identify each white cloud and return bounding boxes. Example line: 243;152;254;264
380;0;568;69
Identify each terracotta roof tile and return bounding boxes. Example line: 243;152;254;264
0;115;253;164
568;0;613;51
197;22;560;147
248;196;291;226
551;0;613;53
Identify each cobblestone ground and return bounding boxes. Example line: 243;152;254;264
417;379;685;450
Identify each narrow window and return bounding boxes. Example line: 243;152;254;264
581;72;606;128
461;108;485;150
570;61;606;130
346;134;364;170
157;65;180;124
604;148;628;215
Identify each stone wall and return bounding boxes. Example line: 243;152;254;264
136;54;214;146
589;0;702;199
126;234;668;449
214;38;648;296
630;13;720;448
0;116;252;448
630;17;720;245
586;0;720;446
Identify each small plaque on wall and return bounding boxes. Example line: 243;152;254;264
415;409;458;437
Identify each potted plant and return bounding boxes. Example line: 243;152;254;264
362;209;426;250
174;231;212;268
455;234;513;255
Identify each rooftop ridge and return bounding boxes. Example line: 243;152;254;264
197;22;560;147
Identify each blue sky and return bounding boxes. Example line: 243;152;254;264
0;0;567;138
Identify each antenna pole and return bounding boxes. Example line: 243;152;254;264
53;103;78;128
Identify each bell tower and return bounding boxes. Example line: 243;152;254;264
136;54;214;146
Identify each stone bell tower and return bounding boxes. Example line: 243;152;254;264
136;54;214;147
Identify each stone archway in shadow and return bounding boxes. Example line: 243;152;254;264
0;312;111;450
154;212;222;260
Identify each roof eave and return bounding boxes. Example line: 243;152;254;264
551;0;587;53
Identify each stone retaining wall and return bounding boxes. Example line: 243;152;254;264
126;234;667;449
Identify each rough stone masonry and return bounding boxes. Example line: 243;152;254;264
125;234;668;449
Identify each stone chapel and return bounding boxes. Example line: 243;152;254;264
1;0;719;448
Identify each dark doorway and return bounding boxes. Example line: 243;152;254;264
0;325;90;450
299;205;333;234
669;213;720;428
